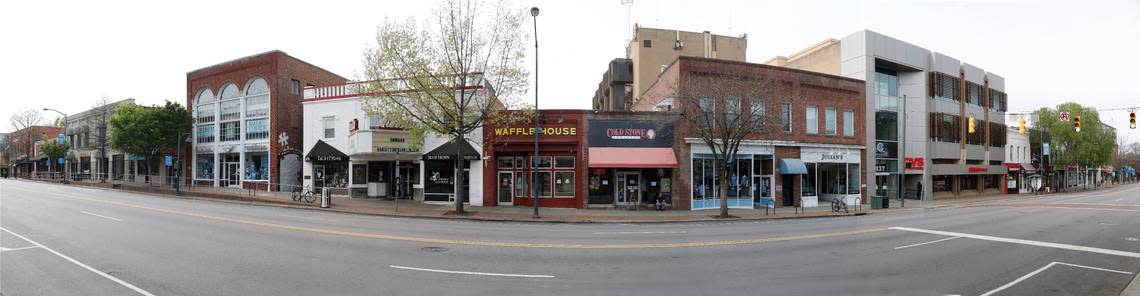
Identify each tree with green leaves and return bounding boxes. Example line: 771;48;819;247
1033;102;1116;168
109;101;192;180
362;0;531;213
39;135;69;176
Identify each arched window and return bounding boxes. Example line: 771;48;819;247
243;78;270;140
219;83;240;100
195;88;215;104
245;77;268;95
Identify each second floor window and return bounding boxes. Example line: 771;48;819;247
220;121;240;142
843;110;854;137
246;118;268;140
196;125;215;143
805;106;818;135
323;116;336;138
824;107;837;136
780;103;791;133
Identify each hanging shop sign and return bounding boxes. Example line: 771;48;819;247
588;120;674;147
875;141;898;159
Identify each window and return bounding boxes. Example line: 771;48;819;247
291;79;301;96
195;154;214;179
824;107;837;135
245;153;269;180
554;156;574;168
929;72;961;101
531;156;552;168
643;39;652;48
196;104;215;124
780;103;791;133
929;113;960;143
966;82;984;106
219;100;240;121
196;125;215;143
195;88;216;104
802;163;817;197
219;83;240;100
246;118;268;140
805;106;818;135
220;121;241;142
698;97;715;129
750;99;765;128
352;164;367;185
843;110;854;137
245;95;268;118
725;97;741;127
536;171;552;196
990;90;1007;112
322;116;335;138
497;158;514;169
847;164;860;195
555;172;574;197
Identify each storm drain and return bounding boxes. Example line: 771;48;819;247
420;246;449;253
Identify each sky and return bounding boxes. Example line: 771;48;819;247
2;0;1139;142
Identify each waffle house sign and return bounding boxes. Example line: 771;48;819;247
494;126;577;137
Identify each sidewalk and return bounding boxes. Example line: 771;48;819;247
16;177;1130;223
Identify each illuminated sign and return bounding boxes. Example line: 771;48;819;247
494;127;577;137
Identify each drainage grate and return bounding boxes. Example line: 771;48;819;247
420;246;449;253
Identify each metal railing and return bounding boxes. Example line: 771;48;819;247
19;172;353;206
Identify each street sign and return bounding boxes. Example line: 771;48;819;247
57;133;65;144
1059;111;1070;122
164;156;173;167
57;158;64;164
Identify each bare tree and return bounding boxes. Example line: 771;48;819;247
93;97;113;182
362;0;530;213
674;72;778;218
9;108;44;179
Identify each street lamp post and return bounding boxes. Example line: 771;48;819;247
530;6;541;219
43;108;68;182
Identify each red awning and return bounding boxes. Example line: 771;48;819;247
588;147;677;168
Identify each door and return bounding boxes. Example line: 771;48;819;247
225;163;241;187
782;175;794;206
313;165;325;188
498;172;513;205
616;172;640;204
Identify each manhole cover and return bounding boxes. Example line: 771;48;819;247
420;247;449;253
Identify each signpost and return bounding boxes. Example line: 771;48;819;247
1059;111;1070;122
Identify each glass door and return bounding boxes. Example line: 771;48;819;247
225;163;240;187
498;172;513;205
616;172;640;205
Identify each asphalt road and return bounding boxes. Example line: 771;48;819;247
3;179;1140;296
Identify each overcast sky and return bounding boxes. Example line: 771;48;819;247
3;0;1139;142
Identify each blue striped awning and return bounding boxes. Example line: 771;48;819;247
779;159;808;175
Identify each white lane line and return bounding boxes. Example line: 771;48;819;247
81;211;123;222
894;236;961;250
0;246;40;252
978;261;1132;296
891;227;1140;258
389;265;555;278
0;227;156;296
593;231;688;235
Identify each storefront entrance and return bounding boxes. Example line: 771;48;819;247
497;172;514;205
223;158;241;187
616;172;640;206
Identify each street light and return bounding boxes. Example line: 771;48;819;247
43;108;68;182
530;6;541;219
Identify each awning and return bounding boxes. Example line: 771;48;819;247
306;140;348;162
588;147;677;168
1021;163;1037;172
423;140;481;161
779;159;808;175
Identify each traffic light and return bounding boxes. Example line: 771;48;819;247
1130;112;1136;129
1074;115;1081;132
1018;115;1027;134
968;114;976;134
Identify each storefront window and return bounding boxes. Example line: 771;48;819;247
514;173;527;197
555;172;574;197
536;171;552;196
802;163;817;196
554;156;574;168
352;164;367;185
497;157;513;169
961;175;978;192
847;164;860;194
245;153;269;180
933;175;951;192
532;156;552;168
195;154;213;179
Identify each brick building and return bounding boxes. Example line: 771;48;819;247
187;50;346;190
636;56;867;210
8;126;64;178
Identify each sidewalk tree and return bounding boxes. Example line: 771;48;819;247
109;101;192;179
1033;102;1116;168
10;108;45;177
40;134;69;174
362;0;531;214
673;71;777;218
92;97;115;182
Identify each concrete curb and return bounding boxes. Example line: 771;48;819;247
16;178;873;224
1122;267;1140;296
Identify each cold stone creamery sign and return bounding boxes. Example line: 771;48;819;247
494;127;577;137
588;120;674;147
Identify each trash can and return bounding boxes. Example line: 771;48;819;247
871;196;887;209
321;187;331;208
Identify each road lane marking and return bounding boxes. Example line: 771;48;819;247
389;265;555;278
81;211;123;222
45;193;888;249
0;227;156;296
891;227;1140;258
593;231;687;235
894;236;960;250
978;261;1132;296
0;246;40;252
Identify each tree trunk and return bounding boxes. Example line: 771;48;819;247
454;132;466;214
719;162;730;218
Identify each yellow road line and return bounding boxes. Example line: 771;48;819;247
67;195;887;249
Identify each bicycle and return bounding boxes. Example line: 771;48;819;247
292;186;316;203
831;197;849;213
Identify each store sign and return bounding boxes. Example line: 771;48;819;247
588;120;674;147
801;148;859;164
316;155;343;162
904;157;925;170
372;130;416;153
875;141;898;159
494;127;577;137
1042;143;1050;156
968;167;989;173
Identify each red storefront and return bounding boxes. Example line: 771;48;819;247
483;110;586;208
